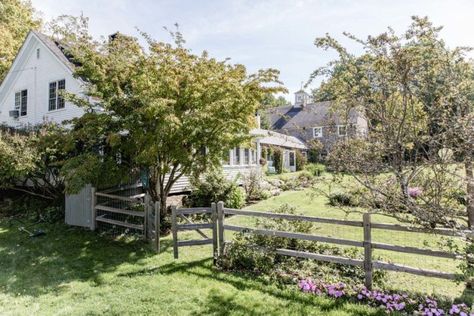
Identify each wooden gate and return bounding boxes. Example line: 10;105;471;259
91;185;160;252
171;203;218;261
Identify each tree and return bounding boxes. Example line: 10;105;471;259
311;16;474;228
0;125;68;204
261;93;289;108
0;0;41;81
63;29;284;218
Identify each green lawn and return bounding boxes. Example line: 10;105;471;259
231;186;470;300
0;217;383;315
1;175;471;315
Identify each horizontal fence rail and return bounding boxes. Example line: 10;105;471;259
172;205;217;260
224;224;363;247
91;187;160;252
214;203;467;290
224;208;363;227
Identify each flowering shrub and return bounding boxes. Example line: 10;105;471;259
298;279;345;298
408;187;423;199
298;278;474;315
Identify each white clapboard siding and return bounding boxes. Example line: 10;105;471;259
168;165;259;194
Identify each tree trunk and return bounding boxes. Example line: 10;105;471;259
466;159;474;228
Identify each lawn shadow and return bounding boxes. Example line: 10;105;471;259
0;220;156;297
156;259;385;316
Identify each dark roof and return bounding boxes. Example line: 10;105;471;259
266;101;344;130
31;30;75;72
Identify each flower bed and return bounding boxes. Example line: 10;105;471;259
298;278;473;315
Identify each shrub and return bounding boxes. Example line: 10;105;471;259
307;139;324;163
241;170;270;202
328;191;359;207
278;172;315;191
184;169;246;209
218;204;385;285
305;163;325;177
295;151;307;171
273;148;283;174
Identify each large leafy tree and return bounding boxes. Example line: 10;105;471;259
311;16;474;227
63;30;284;217
0;0;41;81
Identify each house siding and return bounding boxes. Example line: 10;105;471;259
0;34;84;127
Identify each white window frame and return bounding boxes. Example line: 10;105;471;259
312;126;323;138
15;89;28;117
49;79;66;111
338;125;347;137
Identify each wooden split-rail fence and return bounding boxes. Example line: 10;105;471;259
172;202;471;289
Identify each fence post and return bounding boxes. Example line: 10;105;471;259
171;205;178;259
217;201;225;256
363;212;373;290
90;186;97;231
211;202;218;264
144;194;150;240
155;201;160;253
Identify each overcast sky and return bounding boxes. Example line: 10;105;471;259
31;0;474;101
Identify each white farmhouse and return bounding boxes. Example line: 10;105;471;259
0;31;84;128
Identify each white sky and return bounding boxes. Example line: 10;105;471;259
31;0;474;101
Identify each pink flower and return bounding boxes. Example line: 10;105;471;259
408;187;423;198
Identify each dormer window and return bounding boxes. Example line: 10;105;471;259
338;125;347;137
49;79;66;111
313;127;323;138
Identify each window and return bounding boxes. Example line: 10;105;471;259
234;147;241;165
250;149;257;165
244;148;250;165
289;151;295;166
15;90;27;116
36;48;40;59
313;127;323;138
49;79;66;111
338;125;347;137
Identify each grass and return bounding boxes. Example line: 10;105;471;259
0;217;383;315
1;170;472;314
230;185;471;301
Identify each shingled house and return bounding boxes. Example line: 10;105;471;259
264;90;367;157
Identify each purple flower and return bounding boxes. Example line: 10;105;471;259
408;187;423;198
450;305;460;314
395;302;406;311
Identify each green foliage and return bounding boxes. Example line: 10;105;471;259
307;139;324;163
305;163;325;177
241;170;271;202
295;150;307;171
219;204;386;285
0;130;37;184
184;169;246;209
310;16;474;228
64;27;284;215
273;148;283;174
261;93;288;109
0;0;41;81
328;191;359;207
0;125;69;205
